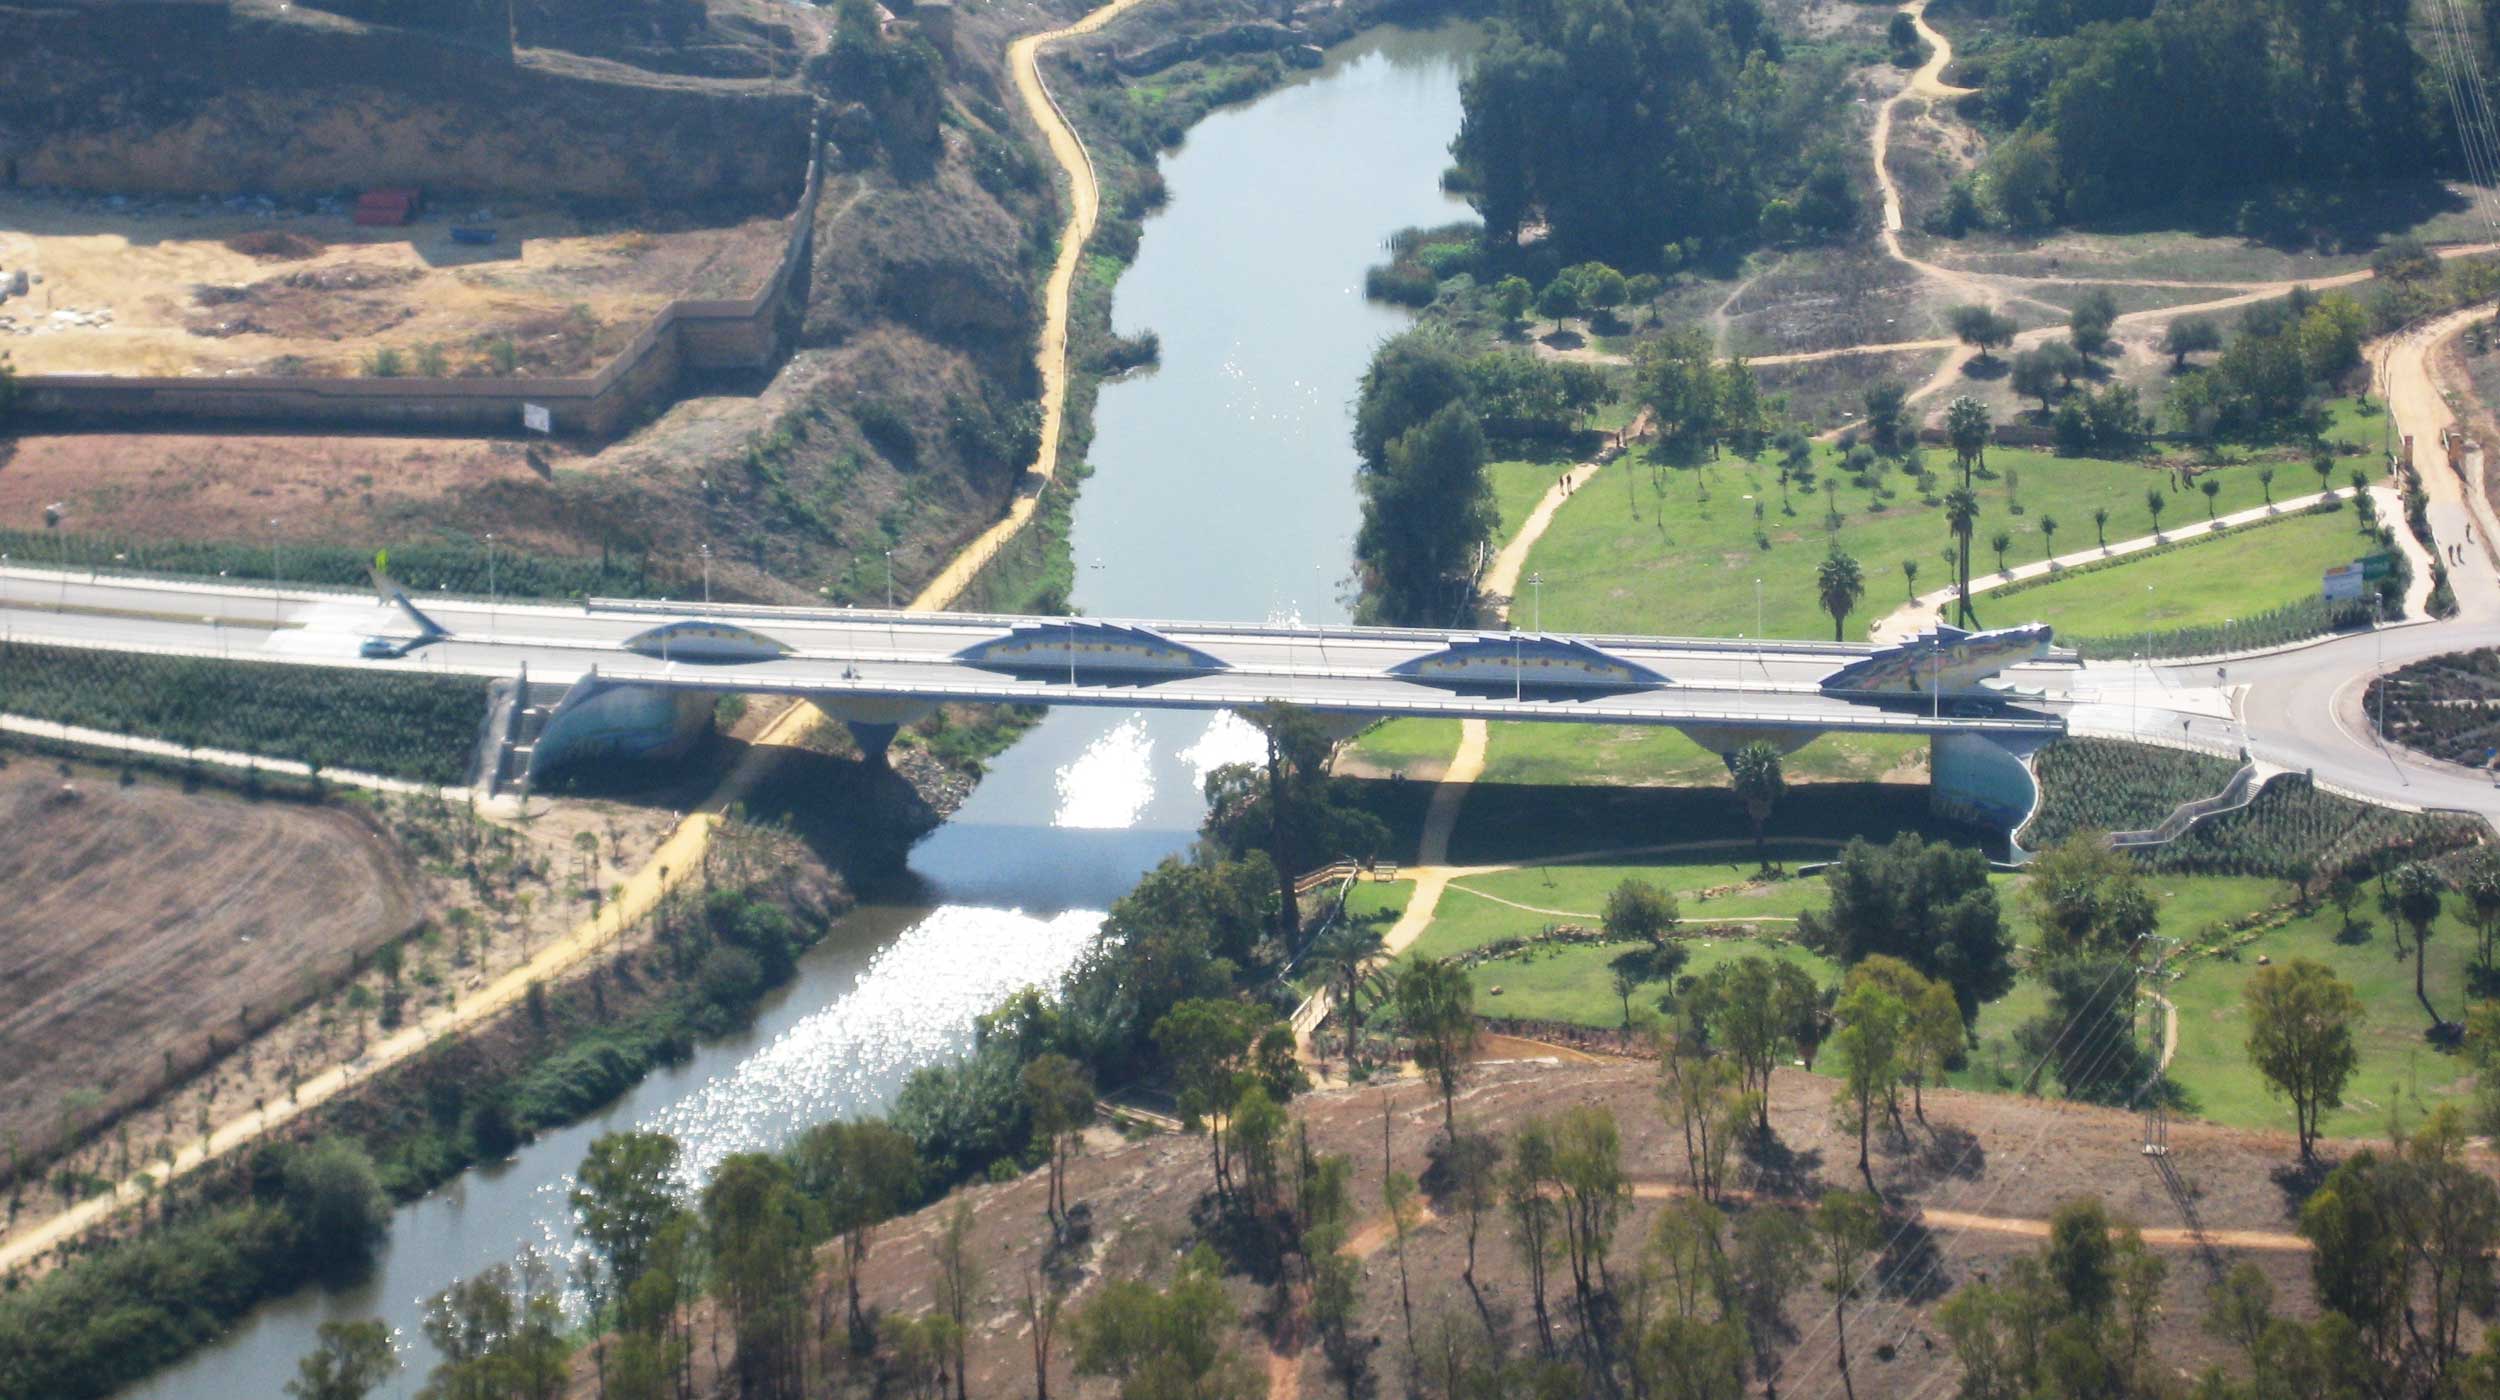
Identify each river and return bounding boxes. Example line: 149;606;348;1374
122;22;1476;1396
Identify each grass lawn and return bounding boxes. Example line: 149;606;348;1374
1991;506;2379;642
1472;935;1834;1028
1345;717;1464;774
1523;404;2387;643
1408;849;1844;963
1489;459;1562;546
2162;897;2480;1139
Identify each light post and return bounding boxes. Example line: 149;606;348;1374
47;503;67;611
268;517;282;627
700;545;712;606
884;549;895;609
484;532;497;635
1514;627;1523;702
2130;652;2139;737
1528;571;1542;633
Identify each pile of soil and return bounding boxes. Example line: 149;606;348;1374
223;228;324;262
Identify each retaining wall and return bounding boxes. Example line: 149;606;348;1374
15;122;823;439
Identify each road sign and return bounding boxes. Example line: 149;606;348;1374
2323;562;2366;601
522;403;552;434
2360;552;2395;580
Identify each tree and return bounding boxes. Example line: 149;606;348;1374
288;1320;397;1400
2395;862;2449;1030
1550;1105;1630;1341
1945;395;1991;487
1949;304;2016;362
1659;1035;1745;1202
2258;466;2275;505
282;1138;390;1286
2162;317;2222;371
1815;547;1864;643
2146;486;2167;536
2314;450;2337;498
2301;1109;2500;1389
1728;741;1786;872
1830;978;1907;1193
419;1254;572;1400
1813;1191;1884;1400
1204;702;1381;944
1863;381;1910;454
2463;852;2500;972
1696;954;1813;1132
1506;1120;1562;1354
2243;958;2362;1160
1020;1053;1095;1236
2092;505;2110;549
1306;921;1386;1071
1901;557;1919;599
1443;1129;1505;1288
1944;488;1980;625
1797;833;2013;1022
1639;325;1725;450
1536;276;1581;329
2201;476;2222;519
1575;262;1628;326
1072;1246;1262;1399
1020;1267;1066;1400
2011;347;2062;414
1155;998;1271;1201
1604;877;1680;946
933;1197;983;1400
2019;833;2160;961
2069;288;2118;357
570;1129;684;1387
1355;400;1497;624
1494;275;1534;329
1398;957;1479;1138
703;1153;808;1400
2038;513;2060;562
792;1117;920;1347
1988;528;2012;574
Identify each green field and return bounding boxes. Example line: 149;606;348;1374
1988;506;2378;641
1521;413;2385;644
2160;897;2479;1137
1474;935;1835;1027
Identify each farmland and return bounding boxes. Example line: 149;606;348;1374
0;641;488;785
0;759;419;1172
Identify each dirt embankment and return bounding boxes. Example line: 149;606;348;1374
0;759;417;1173
597;1056;2416;1399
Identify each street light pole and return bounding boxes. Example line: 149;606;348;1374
884;549;895;609
484;532;497;636
1528;572;1542;633
700;545;712;606
1514;628;1522;702
268;517;281;627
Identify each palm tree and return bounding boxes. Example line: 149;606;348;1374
1817;547;1865;642
2200;477;2221;520
1945;396;1990;488
2146;487;2167;537
2395;862;2448;1031
2313;451;2336;499
1989;528;2012;575
2259;466;2275;506
1728;741;1786;872
1821;479;1841;528
2093;506;2110;549
1945;487;1980;626
2039;513;2059;561
1901;558;1920;600
1306;922;1387;1069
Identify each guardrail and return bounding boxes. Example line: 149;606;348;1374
2108;762;2263;848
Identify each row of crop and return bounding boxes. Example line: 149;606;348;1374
2367;647;2500;767
0;642;488;785
2134;771;2481;878
2023;737;2243;849
2067;592;2374;662
0;527;687;602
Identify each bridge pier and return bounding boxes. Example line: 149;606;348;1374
816;695;937;768
1929;731;2051;859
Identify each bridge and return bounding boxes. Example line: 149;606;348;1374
0;568;2071;834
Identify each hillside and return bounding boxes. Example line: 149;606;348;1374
590;1054;2424;1398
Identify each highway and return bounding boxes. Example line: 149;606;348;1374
0;569;2067;739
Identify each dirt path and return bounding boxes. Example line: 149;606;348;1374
2379;305;2500;623
0;0;1148;1281
911;0;1153;611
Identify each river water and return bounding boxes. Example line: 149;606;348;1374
123;23;1475;1396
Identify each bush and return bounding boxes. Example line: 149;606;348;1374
0;641;488;784
1364;260;1439;307
281;1137;389;1283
